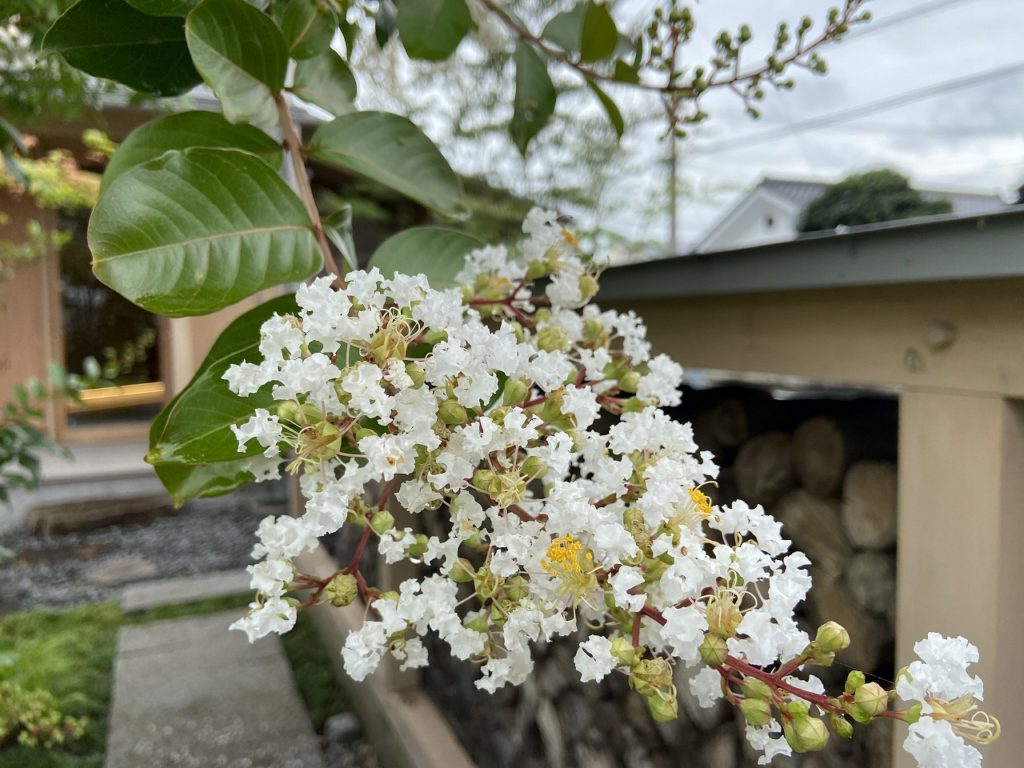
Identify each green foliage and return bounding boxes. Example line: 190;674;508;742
124;0;197;15
369;227;484;288
396;0;473;62
43;0;201;97
272;0;337;60
798;169;954;233
0;683;86;750
291;50;358;115
89;148;322;316
509;41;557;155
100;111;281;193
308;112;463;217
185;0;289;125
543;2;618;63
147;295;297;504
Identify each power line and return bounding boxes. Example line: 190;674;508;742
848;0;972;38
690;60;1024;155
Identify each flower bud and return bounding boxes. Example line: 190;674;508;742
464;611;490;633
578;274;599;301
407;533;429;558
739;677;773;701
450;558;475;583
699;633;729;667
630;658;672;696
324;573;359;607
783;713;829;753
582;317;605;346
611;636;640;667
844;670;866;696
423;329;448;345
829;713;854;739
815;621;851;653
502;377;531;406
405;362;425;387
439;398;469;425
520;455;546;480
472;469;499;495
738;696;773;727
505;575;529;601
537;326;570;352
369;509;395;535
622;397;647;413
275;400;303;423
646;693;679;723
526;259;550;280
619;370;641;393
848;682;888;724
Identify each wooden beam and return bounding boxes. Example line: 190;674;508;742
610;278;1024;397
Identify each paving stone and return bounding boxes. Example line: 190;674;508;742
122;569;252;612
83;555;158;587
27;494;177;536
105;611;325;768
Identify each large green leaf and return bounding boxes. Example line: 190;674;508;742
125;0;197;15
89;148;322;317
273;0;337;59
542;2;618;62
101;111;282;193
509;42;556;156
148;293;296;467
308;112;461;217
369;227;483;288
185;0;288;125
542;4;585;53
397;0;472;61
43;0;202;97
155;458;263;506
586;78;624;139
148;294;297;503
292;50;357;115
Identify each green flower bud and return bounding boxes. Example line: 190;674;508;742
783;699;810;718
782;713;829;753
324;573;359;607
622;397;647;413
630;658;673;696
407;533;429;558
450;558;476;583
578;274;599;301
439;398;469;425
520;455;546;480
829;713;854;739
705;594;743;638
275;400;303;423
505;575;529;601
844;670;866;696
537;325;570;352
739;677;773;701
611;636;641;667
619;370;641;393
464;611;490;633
848;682;888;724
582;317;605;345
502;377;531;406
423;329;448;345
534;308;552;325
815;621;851;653
369;509;395;535
646;693;679;723
472;469;499;495
699;633;729;667
405;362;426;386
738;696;773;727
526;259;550;280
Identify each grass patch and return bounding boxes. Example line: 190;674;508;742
0;592;253;767
280;610;351;733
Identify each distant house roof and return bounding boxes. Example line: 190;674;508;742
695;175;1009;254
758;176;1006;217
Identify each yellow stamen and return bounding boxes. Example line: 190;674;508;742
560;228;579;247
689;487;713;519
541;535;596;604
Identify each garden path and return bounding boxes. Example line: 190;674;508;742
105;609;326;768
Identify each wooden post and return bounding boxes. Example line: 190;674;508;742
895;391;1024;766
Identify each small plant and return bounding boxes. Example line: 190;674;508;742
0;681;86;750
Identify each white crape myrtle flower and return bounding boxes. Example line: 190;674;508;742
904;717;983;768
218;208;997;766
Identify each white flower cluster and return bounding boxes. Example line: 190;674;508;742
223;209;996;765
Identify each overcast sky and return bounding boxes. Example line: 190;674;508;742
611;0;1024;251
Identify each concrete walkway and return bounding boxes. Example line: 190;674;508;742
105;610;325;768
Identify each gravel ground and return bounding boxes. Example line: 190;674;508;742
0;482;288;614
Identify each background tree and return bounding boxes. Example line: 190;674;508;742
799;168;953;233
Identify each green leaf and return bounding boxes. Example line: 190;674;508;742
542;4;585;53
185;0;289;125
101;111;282;193
0;117;28;155
89;148;322;317
586;78;624;138
369;227;482;288
323;205;357;273
308;112;461;217
43;0;202;97
396;0;472;61
375;0;397;46
612;59;640;84
292;50;357;115
273;0;337;59
148;293;296;467
509;42;556;156
155;458;264;506
125;0;197;15
148;294;297;503
579;2;618;62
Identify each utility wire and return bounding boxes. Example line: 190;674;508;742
848;0;972;38
690;60;1024;155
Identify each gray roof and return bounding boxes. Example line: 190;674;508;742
759;176;1006;217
